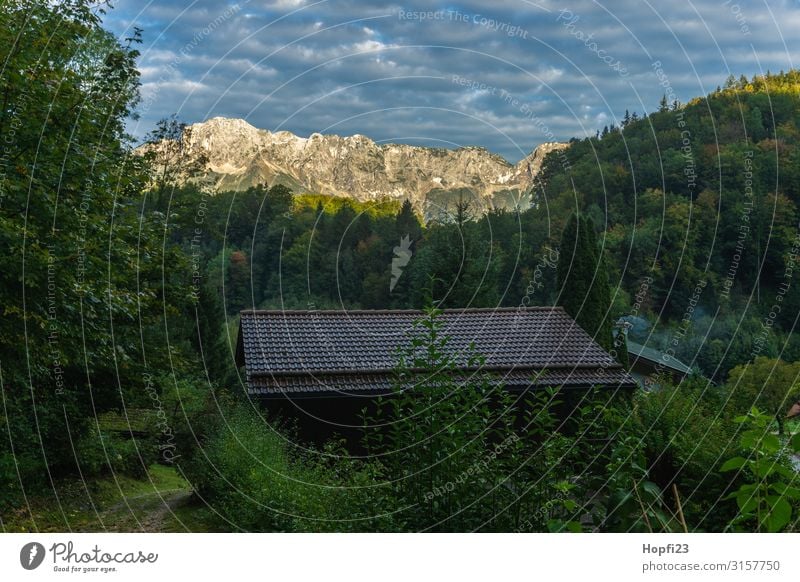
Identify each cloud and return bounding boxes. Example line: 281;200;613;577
107;0;800;162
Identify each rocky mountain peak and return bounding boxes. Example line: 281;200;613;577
162;117;569;218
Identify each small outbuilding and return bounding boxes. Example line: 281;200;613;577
235;307;636;441
626;340;693;388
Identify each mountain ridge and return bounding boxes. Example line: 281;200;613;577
157;116;568;217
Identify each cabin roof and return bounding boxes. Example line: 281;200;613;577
236;307;636;397
627;340;693;375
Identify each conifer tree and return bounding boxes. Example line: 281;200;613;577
556;213;613;351
614;328;630;370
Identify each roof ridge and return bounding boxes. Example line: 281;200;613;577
240;306;566;315
248;362;624;378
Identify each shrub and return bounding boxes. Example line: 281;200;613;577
363;306;580;532
107;437;157;479
183;403;394;532
724;358;800;434
74;430;157;480
722;408;800;532
631;379;739;531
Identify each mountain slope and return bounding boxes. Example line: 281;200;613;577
157;117;567;218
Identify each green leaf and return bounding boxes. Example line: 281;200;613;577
753;461;777;479
735;493;759;514
773;464;798;480
607;490;635;515
765;497;792;532
770;482;800;499
720;456;747;471
791;433;800;453
760;434;781;454
740;430;760;450
641;481;663;502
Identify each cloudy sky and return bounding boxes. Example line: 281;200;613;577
106;0;799;162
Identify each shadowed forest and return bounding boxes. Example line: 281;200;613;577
1;1;798;533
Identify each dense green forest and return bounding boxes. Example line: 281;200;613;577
539;73;800;381
154;72;800;383
1;0;798;533
160;72;800;383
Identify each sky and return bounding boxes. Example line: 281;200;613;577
105;0;800;163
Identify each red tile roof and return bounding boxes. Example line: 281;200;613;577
236;307;636;397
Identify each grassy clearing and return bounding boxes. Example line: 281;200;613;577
0;464;205;532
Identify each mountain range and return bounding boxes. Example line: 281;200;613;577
156;117;568;218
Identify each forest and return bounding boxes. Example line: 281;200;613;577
1;0;798;533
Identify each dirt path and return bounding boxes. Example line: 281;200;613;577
100;487;194;532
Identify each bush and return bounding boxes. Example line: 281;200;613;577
183;403;394;532
74;430;157;480
721;408;800;532
107;437;157;479
631;379;739;531
724;358;800;434
363;307;581;532
157;375;218;466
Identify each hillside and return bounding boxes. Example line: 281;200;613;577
537;71;800;376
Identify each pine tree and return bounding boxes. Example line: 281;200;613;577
557;214;588;322
614;328;630;370
396;199;422;243
581;216;614;351
227;250;250;312
556;214;613;351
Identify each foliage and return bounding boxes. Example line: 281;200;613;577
3;0;800;534
184;402;394;532
364;306;581;532
628;379;739;530
725;358;800;435
366;305;506;530
0;0;205;511
722;408;800;532
556;213;614;351
141;115;209;208
539;71;800;380
602;435;681;533
294;193;402;217
510;389;584;533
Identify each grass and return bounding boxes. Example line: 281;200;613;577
0;464;207;532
